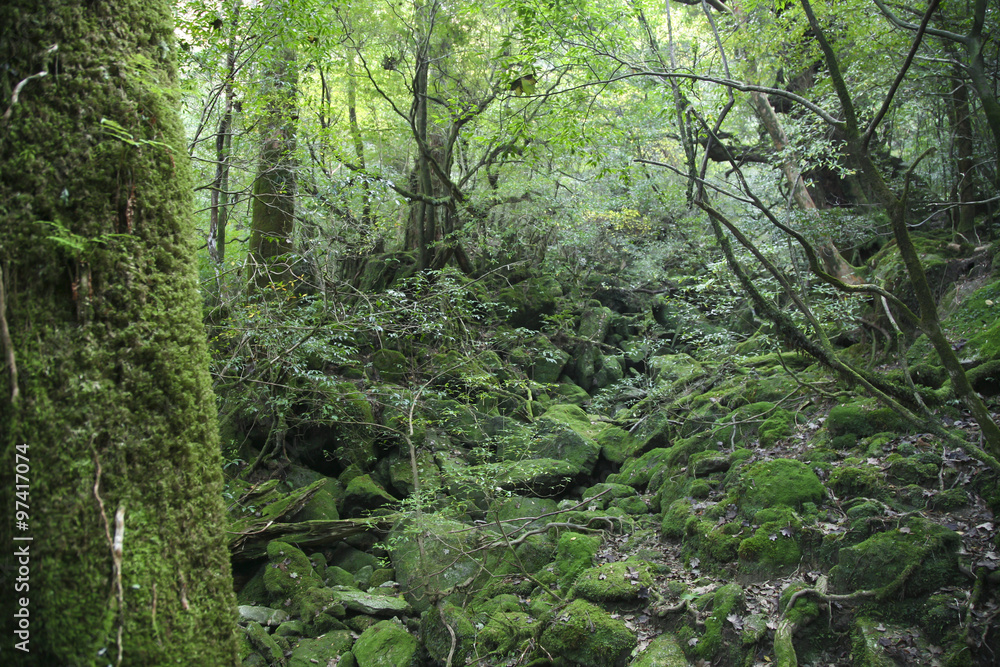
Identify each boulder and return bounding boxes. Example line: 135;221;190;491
353;619;421;667
737;458;824;514
420;602;477;666
630;633;689;667
341;474;396;518
498;274;563;329
572;561;654;603
328;586;411;616
539;599;636;667
389;515;480;613
288;631;354;667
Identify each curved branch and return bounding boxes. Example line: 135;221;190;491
870;0;968;44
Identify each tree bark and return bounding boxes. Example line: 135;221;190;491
249;39;297;288
948;67;976;241
0;1;238;664
209;0;242;269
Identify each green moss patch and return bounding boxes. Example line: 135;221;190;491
555;531;602;587
538;599;637;667
572;561;654;602
352;620;421;667
829;519;962;597
737;458;825;514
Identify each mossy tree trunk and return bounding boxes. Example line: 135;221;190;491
249;36;297;288
0;1;239;664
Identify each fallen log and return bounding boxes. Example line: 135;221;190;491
229;518;378;562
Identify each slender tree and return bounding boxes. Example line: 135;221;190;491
0;1;238;664
249;5;299;288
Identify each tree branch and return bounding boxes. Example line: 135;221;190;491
862;0;941;152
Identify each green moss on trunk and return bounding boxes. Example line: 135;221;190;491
0;1;238;663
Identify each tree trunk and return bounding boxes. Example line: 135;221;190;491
750;92;858;281
0;1;239;664
948;68;976;241
412;51;436;271
964;0;1000;186
209;0;242;269
249;42;297;288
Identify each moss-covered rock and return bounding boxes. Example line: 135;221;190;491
579;304;615;342
550;380;592;406
387;449;440;497
629;633;689;667
420;601;477;666
501;418;600;475
509;334;570;384
685;583;744;662
851;618;900;667
538;403;600;437
572;561;654;602
778;581;822;627
886;452;939;485
243;621;285;667
352;619;421;667
593;354;625;389
538;599;637;667
826;400;908;442
908;277;1000;366
661;498;694;539
327;586;411;616
329;543;381;574
737;458;825;514
594;422;638;464
490;458;580;493
479;611;537;654
611;448;675;490
629;412;673;454
685;519;743;564
759;407;796;446
372;348;408;383
323;565;356;588
826;403;876;439
828;463;884;497
967;359;1000;396
263;541;322;601
649;353;706;388
690;450;731;477
555;531;602;587
341;474;397;518
237;565;269;606
737;507;804;573
389;515;479;613
238;605;290;628
582;482;640;509
491;494;559;532
288;630;354;667
498;274;563;329
829;519;962;597
471;593;524;619
291;477;342;522
425;397;486;444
